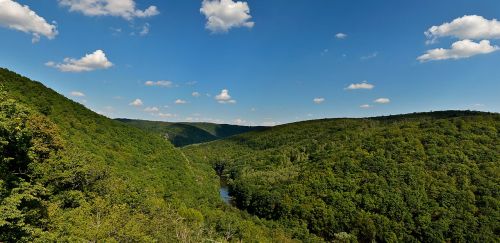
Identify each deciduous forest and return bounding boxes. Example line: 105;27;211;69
1;68;499;242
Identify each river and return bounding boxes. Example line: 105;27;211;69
219;180;235;206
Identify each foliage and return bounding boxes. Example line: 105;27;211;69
184;111;500;242
0;68;295;242
117;118;266;147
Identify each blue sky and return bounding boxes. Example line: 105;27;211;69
1;0;499;126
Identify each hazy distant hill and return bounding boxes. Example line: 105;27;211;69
116;119;267;147
184;111;500;242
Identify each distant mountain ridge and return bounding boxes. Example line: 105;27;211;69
116;118;267;147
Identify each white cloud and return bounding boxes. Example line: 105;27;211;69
374;98;390;104
335;33;347;39
175;99;187;104
215;89;236;104
158;112;176;118
425;15;500;42
145;80;175;88
261;121;277;126
313;97;325;104
46;50;113;72
200;0;254;33
70;91;86;97
345;81;374;90
360;104;372;109
361;52;378;60
139;23;150;36
417;39;499;62
0;0;58;43
58;0;159;20
192;92;201;97
233;118;246;125
129;98;143;107
144;106;159;112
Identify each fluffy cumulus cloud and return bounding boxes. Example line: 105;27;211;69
420;15;500;61
335;33;347;39
215;89;236;104
425;15;500;41
129;98;143;107
200;0;254;33
418;39;499;62
192;92;201;97
345;81;374;90
175;99;187;104
70;91;86;97
58;0;159;20
313;97;325;104
145;80;175;88
46;50;113;72
0;0;58;43
374;98;390;104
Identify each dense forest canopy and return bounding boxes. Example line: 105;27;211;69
1;68;499;242
117;119;266;147
184;111;500;242
0;68;299;242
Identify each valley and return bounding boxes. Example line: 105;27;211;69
1;68;499;242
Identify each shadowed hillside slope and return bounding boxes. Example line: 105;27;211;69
117;118;267;147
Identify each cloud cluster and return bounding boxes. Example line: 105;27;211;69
145;80;175;88
418;39;498;62
46;50;113;72
420;15;500;61
200;0;254;33
345;81;374;90
215;89;236;104
58;0;159;20
0;0;58;43
425;15;500;41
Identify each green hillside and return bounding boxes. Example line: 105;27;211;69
184;111;500;242
116;119;267;147
0;68;297;242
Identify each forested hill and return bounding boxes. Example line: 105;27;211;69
184;111;500;242
0;68;298;242
116;119;267;147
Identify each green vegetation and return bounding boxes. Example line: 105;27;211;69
0;68;298;242
184;112;500;242
2;67;499;242
117;119;266;147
